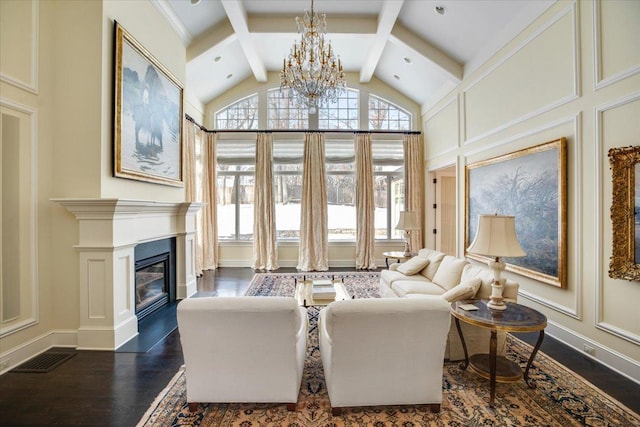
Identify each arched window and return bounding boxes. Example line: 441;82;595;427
215;94;259;129
368;95;411;130
318;88;359;129
267;89;308;129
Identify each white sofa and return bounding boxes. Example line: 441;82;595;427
379;248;519;360
318;297;451;414
177;296;308;411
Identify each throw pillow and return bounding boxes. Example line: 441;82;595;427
396;257;430;275
441;278;482;302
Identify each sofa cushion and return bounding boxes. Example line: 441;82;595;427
391;280;446;297
417;249;446;280
380;269;430;287
460;264;495;288
431;256;469;291
396;256;430;275
441;278;482;302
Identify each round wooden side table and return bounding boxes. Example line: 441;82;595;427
450;299;547;407
382;251;416;268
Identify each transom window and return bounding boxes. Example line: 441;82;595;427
268;89;308;129
369;95;410;130
318;89;359;130
215;94;259;130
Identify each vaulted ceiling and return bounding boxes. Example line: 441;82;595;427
153;0;555;111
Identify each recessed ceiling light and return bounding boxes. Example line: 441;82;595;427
226;73;233;79
403;57;412;64
394;74;400;80
214;56;222;63
435;5;446;15
190;0;201;5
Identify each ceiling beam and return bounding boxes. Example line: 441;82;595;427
187;20;236;62
248;15;378;35
360;0;404;83
390;23;463;82
220;0;267;82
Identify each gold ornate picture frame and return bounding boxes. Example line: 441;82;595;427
465;138;568;288
608;145;640;281
113;22;184;186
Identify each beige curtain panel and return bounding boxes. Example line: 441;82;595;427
355;134;377;270
297;133;329;271
185;121;218;275
404;133;424;252
252;133;279;270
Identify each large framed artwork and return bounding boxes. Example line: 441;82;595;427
465;138;568;288
608;145;640;281
113;22;184;186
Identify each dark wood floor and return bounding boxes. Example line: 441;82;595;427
0;267;638;426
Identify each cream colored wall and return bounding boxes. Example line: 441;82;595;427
101;0;186;201
0;0;189;369
423;0;640;380
205;72;418;267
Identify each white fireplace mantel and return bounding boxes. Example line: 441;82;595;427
54;198;202;350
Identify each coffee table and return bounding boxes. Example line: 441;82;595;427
450;299;547;407
294;276;350;307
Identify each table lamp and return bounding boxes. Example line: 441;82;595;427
396;211;419;256
466;214;526;310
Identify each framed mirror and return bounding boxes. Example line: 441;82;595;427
608;145;640;281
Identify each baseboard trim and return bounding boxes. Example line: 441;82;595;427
545;320;640;385
0;329;77;375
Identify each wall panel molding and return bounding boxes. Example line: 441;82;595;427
0;98;39;338
593;1;640;91
462;1;579;146
0;0;39;94
594;91;640;345
465;113;583;319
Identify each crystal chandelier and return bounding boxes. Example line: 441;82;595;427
280;0;346;113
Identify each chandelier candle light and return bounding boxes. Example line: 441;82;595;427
466;214;526;311
396;211;420;257
280;0;346;113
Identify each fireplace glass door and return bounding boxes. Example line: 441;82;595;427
135;254;169;318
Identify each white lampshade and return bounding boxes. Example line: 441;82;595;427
467;214;526;258
396;211;420;231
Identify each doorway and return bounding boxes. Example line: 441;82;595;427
428;165;457;256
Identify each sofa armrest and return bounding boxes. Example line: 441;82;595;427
389;263;401;271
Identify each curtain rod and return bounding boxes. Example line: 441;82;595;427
185;114;421;135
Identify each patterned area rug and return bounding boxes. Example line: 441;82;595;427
137;272;640;426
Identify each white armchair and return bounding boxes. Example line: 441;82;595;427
318;297;451;414
177;296;308;411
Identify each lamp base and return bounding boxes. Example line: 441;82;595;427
487;262;507;311
487;297;507;311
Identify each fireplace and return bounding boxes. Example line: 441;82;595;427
135;238;176;321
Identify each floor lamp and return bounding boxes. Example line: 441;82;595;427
466;214;526;310
396;211;419;257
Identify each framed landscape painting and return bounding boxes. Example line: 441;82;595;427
113;22;184;186
465;138;568;288
608;145;640;281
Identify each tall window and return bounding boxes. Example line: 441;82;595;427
326;139;356;240
318;89;359;129
273;138;304;239
369;95;411;130
216;94;259;129
372;138;405;239
211;87;412;241
216;138;255;240
268;89;308;129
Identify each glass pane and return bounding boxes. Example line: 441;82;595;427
327;174;356;240
215;94;259;129
237;175;254;240
319;89;358;129
275;173;302;239
391;177;405;239
368;95;411;130
268;89;308;129
216;175;236;240
374;175;389;239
